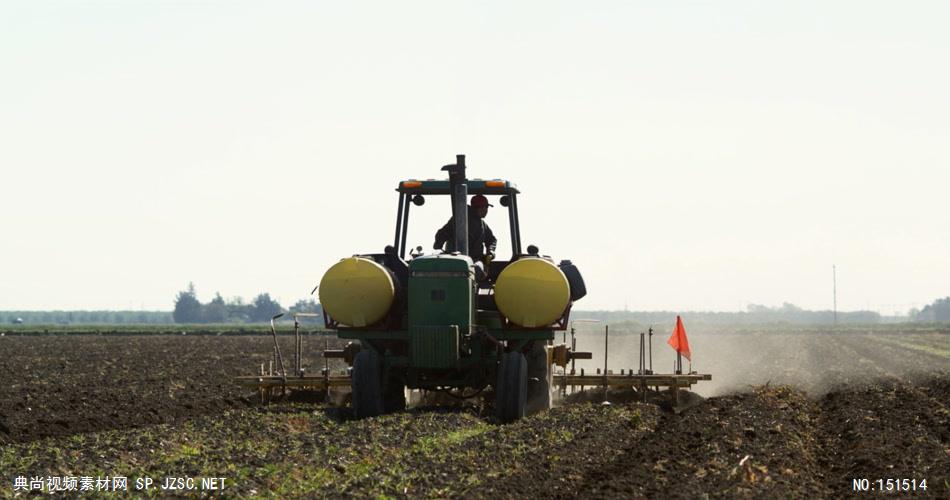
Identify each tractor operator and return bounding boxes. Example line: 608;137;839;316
433;194;497;262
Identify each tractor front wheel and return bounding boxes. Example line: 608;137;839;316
495;351;527;423
352;350;384;418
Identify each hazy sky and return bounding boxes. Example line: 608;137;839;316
2;1;948;314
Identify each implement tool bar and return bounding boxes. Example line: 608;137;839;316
235;375;351;389
554;373;711;389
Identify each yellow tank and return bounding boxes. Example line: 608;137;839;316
494;258;570;327
319;257;395;327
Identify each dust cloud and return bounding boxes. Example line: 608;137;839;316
557;323;950;397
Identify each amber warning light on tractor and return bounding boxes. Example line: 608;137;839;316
484;180;505;187
401;181;422;188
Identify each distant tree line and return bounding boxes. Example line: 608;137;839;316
910;297;950;322
575;302;883;326
7;295;948;326
1;310;173;325
172;282;321;323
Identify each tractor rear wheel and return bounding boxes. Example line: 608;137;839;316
495;351;527;423
526;342;552;415
352;350;384;418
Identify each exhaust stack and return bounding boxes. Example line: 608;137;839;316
441;154;468;257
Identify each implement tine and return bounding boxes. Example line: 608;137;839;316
270;313;287;377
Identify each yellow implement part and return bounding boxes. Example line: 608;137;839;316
494;258;570;327
319;257;394;327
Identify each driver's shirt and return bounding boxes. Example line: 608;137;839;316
434;210;497;260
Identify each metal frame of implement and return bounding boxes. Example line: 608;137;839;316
550;322;711;411
233;313;354;403
237;318;711;410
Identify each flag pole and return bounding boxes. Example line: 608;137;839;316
648;326;653;374
604;325;610;402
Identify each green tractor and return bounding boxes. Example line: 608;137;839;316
318;155;587;422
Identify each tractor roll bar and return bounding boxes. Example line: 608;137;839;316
393;192;405;251
394;154;523;258
399;192;411;258
509;193;522;255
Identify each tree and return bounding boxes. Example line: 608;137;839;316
202;292;228;323
934;297;950;322
226;296;253;322
289;298;322;316
173;282;202;323
917;297;950;322
250;293;283;322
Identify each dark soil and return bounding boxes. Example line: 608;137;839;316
560;378;948;499
0;334;343;444
0;331;947;498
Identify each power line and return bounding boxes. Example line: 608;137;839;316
832;264;837;325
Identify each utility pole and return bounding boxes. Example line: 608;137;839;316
833;264;837;325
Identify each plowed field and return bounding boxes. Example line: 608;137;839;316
0;328;947;498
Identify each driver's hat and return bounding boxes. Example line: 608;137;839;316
470;195;493;208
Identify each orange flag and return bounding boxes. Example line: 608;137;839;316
667;315;691;361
